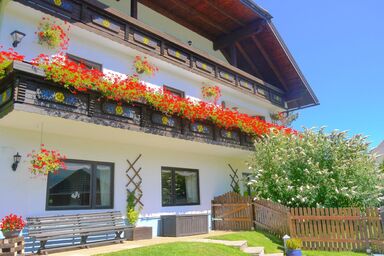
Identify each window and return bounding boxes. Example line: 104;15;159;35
46;160;114;210
67;54;103;71
161;167;200;206
253;115;266;121
163;85;185;98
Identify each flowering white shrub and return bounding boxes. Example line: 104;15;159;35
247;128;384;208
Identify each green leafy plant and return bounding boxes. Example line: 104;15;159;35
126;192;140;226
286;238;302;250
247;128;384;208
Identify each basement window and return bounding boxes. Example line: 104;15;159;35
67;54;103;71
161;167;200;206
46;160;114;210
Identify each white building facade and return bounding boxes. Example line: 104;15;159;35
0;0;318;239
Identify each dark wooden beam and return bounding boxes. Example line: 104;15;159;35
229;44;237;67
131;0;137;19
251;35;288;91
235;42;263;79
214;19;266;50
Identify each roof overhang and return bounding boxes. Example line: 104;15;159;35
137;0;319;110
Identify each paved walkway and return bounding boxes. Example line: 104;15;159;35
51;231;235;256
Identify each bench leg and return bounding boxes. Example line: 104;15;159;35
38;240;47;255
115;231;123;242
81;235;88;247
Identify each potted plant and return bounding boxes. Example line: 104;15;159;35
124;192;152;241
28;144;66;175
286;238;302;256
36;16;70;50
201;85;221;104
133;55;158;75
1;214;25;239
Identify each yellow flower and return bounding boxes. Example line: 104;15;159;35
115;106;124;115
54;0;62;6
226;131;232;138
102;19;110;28
162;116;169;125
54;92;65;103
197;124;204;133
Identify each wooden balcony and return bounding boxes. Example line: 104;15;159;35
0;61;254;150
14;0;286;108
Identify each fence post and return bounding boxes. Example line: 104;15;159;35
251;199;256;231
287;209;293;236
211;199;215;231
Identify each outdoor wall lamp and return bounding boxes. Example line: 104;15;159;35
12;152;21;171
10;30;26;48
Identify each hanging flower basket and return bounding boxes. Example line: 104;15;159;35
36;16;70;50
28;144;67;175
201;85;221;104
1;214;25;239
133;56;158;76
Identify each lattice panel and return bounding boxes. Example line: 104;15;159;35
229;164;240;193
126;154;143;207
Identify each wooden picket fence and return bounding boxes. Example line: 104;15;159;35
211;192;384;252
253;198;290;237
290;207;384;252
211;192;253;231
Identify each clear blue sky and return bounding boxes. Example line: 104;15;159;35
257;0;384;148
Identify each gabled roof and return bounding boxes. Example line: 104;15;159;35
138;0;319;110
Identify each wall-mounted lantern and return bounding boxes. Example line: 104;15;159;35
10;30;26;48
12;152;21;171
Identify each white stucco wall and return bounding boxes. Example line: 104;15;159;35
0;1;282;119
0;111;249;236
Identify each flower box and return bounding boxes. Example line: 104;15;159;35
124;226;152;241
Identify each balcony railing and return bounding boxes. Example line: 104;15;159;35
0;61;254;150
14;0;286;108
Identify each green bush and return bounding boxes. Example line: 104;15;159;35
247;128;384;208
286;238;302;250
126;192;140;226
127;208;139;226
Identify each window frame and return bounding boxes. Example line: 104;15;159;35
161;166;200;207
45;159;114;211
66;54;103;71
163;85;185;98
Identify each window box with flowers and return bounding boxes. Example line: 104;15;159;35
1;214;25;239
0;49;295;140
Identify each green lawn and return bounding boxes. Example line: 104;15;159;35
95;231;368;256
95;242;248;256
209;231;367;256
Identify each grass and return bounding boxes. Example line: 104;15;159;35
95;242;248;256
209;231;367;256
210;230;283;253
96;230;367;256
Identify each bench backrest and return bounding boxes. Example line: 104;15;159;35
27;211;125;236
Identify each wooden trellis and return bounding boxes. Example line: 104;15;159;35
228;164;240;192
126;154;143;207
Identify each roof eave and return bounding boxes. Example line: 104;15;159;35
267;21;320;108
